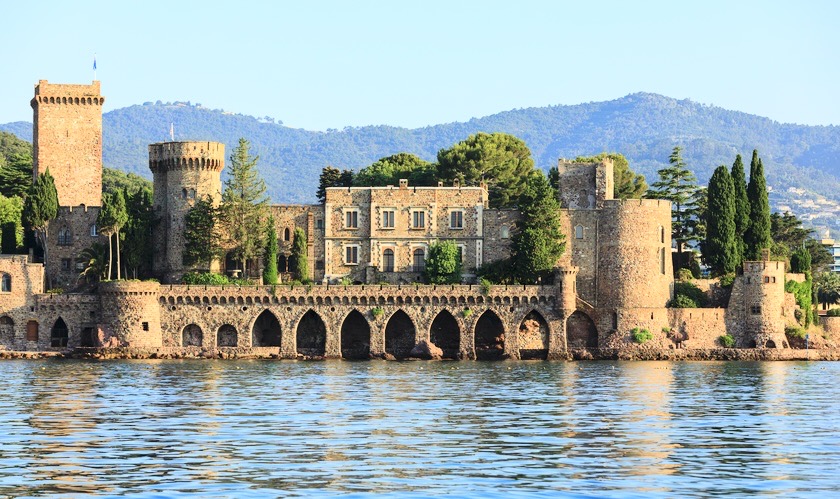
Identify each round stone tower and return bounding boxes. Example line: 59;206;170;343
99;280;162;348
596;199;674;309
740;257;787;349
149;141;225;283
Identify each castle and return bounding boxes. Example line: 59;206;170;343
0;80;814;359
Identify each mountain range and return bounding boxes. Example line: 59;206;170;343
2;92;839;234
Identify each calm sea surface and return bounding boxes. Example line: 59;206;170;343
0;360;838;498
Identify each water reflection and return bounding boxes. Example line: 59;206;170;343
0;360;838;497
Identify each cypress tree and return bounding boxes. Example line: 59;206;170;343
22;170;58;273
263;217;279;285
731;154;749;265
290;227;309;282
744;150;771;260
705;166;738;275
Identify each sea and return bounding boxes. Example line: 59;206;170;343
0;359;838;498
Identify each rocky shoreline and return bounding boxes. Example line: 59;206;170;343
1;347;839;361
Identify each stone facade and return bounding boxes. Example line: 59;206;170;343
31;80;104;208
3;78;822;358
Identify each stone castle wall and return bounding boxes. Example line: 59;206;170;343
482;209;518;265
31;80;104;207
47;205;105;289
269;204;325;282
0;255;44;350
99;281;162;347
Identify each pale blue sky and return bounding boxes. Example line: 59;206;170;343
2;0;837;130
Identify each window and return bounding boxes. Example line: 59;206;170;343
345;245;359;265
315;260;325;270
383;249;395;272
382;210;395;229
412;210;425;229
316;219;324;230
142;322;149;331
413;248;425;273
764;276;770;283
660;248;666;275
90;224;98;237
660;226;665;244
574;225;584;239
0;273;10;292
450;210;464;229
61;259;71;271
58;227;71;245
284;228;291;241
500;225;510;239
457;245;464;263
751;305;762;315
345;210;358;229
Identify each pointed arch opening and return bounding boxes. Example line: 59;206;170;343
474;310;505;360
430;310;460;359
217;324;238;347
566;311;597;349
297;310;326;357
252;310;281;347
50;318;69;348
385;310;415;358
182;324;203;347
341;310;370;359
519;310;549;360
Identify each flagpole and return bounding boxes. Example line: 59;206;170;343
93;53;97;81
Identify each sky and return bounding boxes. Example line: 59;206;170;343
2;0;838;130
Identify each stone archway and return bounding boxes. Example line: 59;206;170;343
519;310;549;360
217;324;238;347
385;310;415;359
474;310;505;360
252;310;281;347
430;310;460;359
341;310;370;359
50;318;69;348
567;311;597;349
296;310;327;357
182;324;203;347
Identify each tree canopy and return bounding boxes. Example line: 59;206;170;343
437;132;535;208
423;240;462;284
353;153;436;188
183;195;221;270
744;150;772;260
511;171;566;283
649;146;700;255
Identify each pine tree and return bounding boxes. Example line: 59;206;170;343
263;217;279;285
183;195;220;270
290;227;308;282
731;154;750;265
22;170;58;274
317;166;342;203
511;171;566;283
220;138;269;276
649;146;699;256
704;166;738;275
744;150;771;260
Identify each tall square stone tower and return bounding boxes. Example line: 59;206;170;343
31;80;104;207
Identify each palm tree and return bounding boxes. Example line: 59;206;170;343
78;243;108;285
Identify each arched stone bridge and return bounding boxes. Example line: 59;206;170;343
158;283;598;360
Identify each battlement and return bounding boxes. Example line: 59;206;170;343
30;80;104;108
99;280;161;296
602;198;672;209
149;141;225;172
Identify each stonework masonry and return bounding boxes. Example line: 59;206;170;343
0;78;826;359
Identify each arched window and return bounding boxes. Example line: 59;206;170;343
412;248;425;273
1;273;10;292
500;225;510;239
58;227;72;245
574;225;584;239
383;249;395;272
182;188;188;199
284;228;291;241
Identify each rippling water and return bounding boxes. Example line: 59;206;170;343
0;360;838;498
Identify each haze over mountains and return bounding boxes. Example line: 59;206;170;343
3;92;840;233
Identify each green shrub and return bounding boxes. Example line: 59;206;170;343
462;308;472;318
718;334;735;348
785;326;807;339
677;268;694;281
719;273;735;288
182;272;230;285
827;308;840;317
46;288;64;294
662;326;671;334
668;281;707;308
786;279;814;326
371;307;384;320
631;327;652;344
339;276;352;286
479;278;492;295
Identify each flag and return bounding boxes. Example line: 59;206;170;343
93;56;97;71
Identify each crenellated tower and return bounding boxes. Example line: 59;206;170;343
31;80;104;207
149;141;225;283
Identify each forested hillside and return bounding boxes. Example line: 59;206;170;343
4;93;840;232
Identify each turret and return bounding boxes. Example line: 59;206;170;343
149;141;225;283
739;251;786;348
